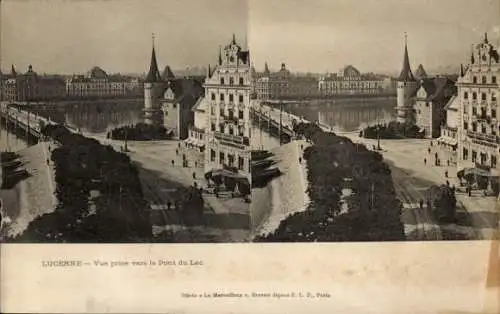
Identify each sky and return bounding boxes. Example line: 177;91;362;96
1;0;499;75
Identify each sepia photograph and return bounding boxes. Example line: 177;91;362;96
0;0;499;244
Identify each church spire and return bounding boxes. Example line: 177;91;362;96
145;33;161;83
206;64;211;79
460;63;465;77
11;64;16;76
264;62;270;76
397;32;415;82
484;32;489;44
232;33;236;44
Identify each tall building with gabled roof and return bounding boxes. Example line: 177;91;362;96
395;34;419;123
457;32;500;175
203;34;252;179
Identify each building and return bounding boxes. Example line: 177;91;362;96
413;76;457;138
159;77;204;139
143;38;205;133
203;35;252;178
66;66;142;99
2;65;66;102
255;63;319;100
437;94;460;151
457;33;500;173
318;65;386;96
395;36;419;124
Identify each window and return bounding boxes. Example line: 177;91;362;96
219;123;224;132
480;153;487;165
472;150;477;162
238;110;244;119
492;155;497;168
239;77;244;85
492;109;497;118
493;94;497;101
238;156;244;170
220;93;224;101
211;93;215;100
229;94;234;102
472;122;477;132
425;102;429;107
228;125;234;135
239;95;243;103
464;91;468;99
473;76;477;84
228;109;234;120
482;76;487;84
173;104;177;109
219;152;225;165
482;125;486;134
220;78;225;85
493;76;497;84
472;107;477;115
481;108;487;117
220;108;224;117
229;77;234;85
463;148;468;160
211;123;215;131
472;92;477;100
210;149;216;162
481;93;486;101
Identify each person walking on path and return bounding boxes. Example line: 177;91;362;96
424;158;427;165
192;171;196;180
419;199;424;209
171;159;175;167
428;148;431;154
445;170;448;178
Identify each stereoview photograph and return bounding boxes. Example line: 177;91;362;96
0;0;499;243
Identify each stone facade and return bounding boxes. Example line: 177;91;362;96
203;36;252;179
457;33;500;172
318;65;386;96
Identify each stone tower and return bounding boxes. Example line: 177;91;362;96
395;34;418;124
143;34;164;125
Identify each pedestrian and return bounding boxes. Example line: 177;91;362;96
445;170;448;178
167;200;171;210
447;160;450;166
176;149;178;155
419;199;424;209
424;158;427;165
428;148;431;154
446;180;450;186
192;171;196;179
46;158;49;165
299;157;302;163
171;159;175;166
435;152;438;159
468;187;472;197
214;186;219;198
430;141;433;147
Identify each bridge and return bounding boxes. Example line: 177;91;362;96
249;101;302;138
0;102;77;140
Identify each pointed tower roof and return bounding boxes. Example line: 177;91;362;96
414;64;428;80
145;34;162;83
263;62;270;76
162;65;175;81
397;33;415;82
206;64;211;79
11;64;16;76
484;32;489;44
218;46;223;65
470;45;475;64
232;33;236;45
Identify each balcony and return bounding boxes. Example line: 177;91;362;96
214;131;250;146
467;130;498;144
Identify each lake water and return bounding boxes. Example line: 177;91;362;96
282;97;396;133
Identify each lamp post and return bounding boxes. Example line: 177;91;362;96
279;101;283;145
